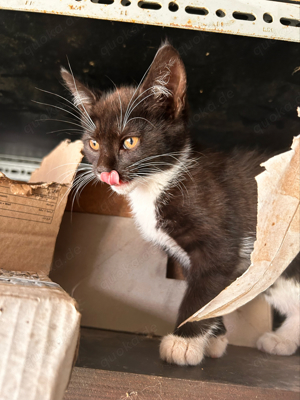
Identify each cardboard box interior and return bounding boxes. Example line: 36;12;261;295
52;180;272;347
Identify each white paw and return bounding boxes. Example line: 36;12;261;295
205;335;228;358
257;332;298;356
159;334;206;366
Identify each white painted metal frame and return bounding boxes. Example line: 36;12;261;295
0;0;299;42
0;154;41;181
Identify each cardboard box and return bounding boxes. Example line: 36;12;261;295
52;182;272;347
0;271;80;400
0;140;83;400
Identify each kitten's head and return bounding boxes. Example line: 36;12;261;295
61;43;189;195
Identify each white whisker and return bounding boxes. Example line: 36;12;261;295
48;162;92;173
35;86;94;129
54;167;93;182
57;169;93;208
70;173;95;217
122;60;154;130
66;58;96;130
36;118;94;133
122;87;156;129
45;128;84;136
32;100;94;133
126;116;155;128
128;151;186;168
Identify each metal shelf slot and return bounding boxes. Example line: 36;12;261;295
0;155;42;182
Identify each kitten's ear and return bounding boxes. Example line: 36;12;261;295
60;67;96;110
140;43;187;118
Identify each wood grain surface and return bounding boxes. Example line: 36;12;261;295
63;328;300;400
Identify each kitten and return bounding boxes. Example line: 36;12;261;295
61;43;300;365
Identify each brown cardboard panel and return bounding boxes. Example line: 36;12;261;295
65;177;131;218
0;140;83;274
64;179;188;279
51;212;186;336
0;275;81;400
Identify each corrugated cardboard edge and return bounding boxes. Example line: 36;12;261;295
0;279;81;400
180;135;300;326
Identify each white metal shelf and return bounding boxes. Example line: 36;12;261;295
0;0;299;42
0;154;41;181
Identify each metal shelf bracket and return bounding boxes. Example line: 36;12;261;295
0;0;299;42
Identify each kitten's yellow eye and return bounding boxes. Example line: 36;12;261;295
123;137;140;150
89;139;99;151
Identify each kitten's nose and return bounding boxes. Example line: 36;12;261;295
100;170;120;186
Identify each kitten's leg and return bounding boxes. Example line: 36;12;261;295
257;277;300;356
160;277;230;366
205;318;228;359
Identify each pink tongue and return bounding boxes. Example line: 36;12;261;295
100;170;120;186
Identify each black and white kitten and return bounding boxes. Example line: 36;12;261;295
61;43;300;365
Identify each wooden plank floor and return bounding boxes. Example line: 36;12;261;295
64;327;300;400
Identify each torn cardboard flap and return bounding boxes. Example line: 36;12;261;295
181;135;300;326
30;139;83;185
0;140;83;275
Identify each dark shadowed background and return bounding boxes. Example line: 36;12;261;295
0;10;299;158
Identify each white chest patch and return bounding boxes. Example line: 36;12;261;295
128;166;191;269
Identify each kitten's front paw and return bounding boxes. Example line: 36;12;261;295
159;334;206;366
257;332;298;356
205;335;228;358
